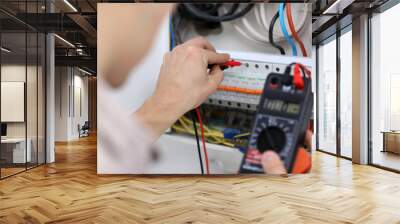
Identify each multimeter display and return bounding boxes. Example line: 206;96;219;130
264;100;301;115
240;65;313;174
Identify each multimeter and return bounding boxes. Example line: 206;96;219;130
240;64;313;173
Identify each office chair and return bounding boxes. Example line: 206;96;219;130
79;121;90;138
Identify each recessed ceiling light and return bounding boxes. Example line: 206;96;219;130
63;0;78;12
54;34;75;48
323;0;355;15
78;67;93;76
1;47;11;53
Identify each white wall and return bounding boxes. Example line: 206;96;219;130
1;65;36;138
55;67;69;141
1;65;27;140
55;67;89;141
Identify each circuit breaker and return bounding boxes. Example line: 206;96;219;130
206;51;312;111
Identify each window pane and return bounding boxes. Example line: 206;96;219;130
340;30;352;158
318;38;337;154
371;4;400;171
38;32;46;165
27;31;38;169
1;30;28;177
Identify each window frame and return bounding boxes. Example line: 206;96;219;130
315;24;353;161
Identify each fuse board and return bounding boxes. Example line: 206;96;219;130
206;51;312;111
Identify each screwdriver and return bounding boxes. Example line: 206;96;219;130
208;60;242;70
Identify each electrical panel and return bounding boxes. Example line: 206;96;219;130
206;51;312;111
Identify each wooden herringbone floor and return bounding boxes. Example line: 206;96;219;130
1;135;400;224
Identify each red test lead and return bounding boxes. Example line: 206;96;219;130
208;59;242;70
292;63;304;90
223;60;242;68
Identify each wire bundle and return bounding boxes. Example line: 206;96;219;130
175;3;309;56
180;3;255;23
230;3;309;57
172;115;235;148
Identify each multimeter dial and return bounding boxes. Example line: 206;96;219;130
249;115;296;158
256;127;286;153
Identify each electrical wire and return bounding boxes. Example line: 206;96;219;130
230;6;269;44
278;3;297;56
195;108;210;174
269;9;286;55
253;4;264;28
179;116;223;137
172;117;237;147
191;111;204;174
170;19;205;174
225;3;239;15
169;17;175;49
233;132;250;139
286;3;308;57
181;3;255;23
233;24;263;44
241;17;268;42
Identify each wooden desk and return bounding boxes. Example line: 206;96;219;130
382;131;400;154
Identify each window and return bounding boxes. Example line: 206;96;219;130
339;30;352;158
317;38;337;154
370;3;400;171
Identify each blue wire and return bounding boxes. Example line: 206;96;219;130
278;3;297;56
170;16;175;49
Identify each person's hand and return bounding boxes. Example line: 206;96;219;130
261;130;312;174
135;37;230;139
155;37;230;113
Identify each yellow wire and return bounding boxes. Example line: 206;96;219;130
172;123;234;147
172;124;223;139
172;115;241;148
179;116;223;138
233;132;251;138
181;116;222;136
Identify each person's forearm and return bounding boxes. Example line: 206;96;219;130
134;95;186;141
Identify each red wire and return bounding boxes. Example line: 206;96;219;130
286;3;308;57
195;108;210;174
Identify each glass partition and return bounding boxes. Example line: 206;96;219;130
339;30;352;158
317;37;337;154
1;30;28;177
0;2;46;179
27;30;38;169
38;32;45;165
